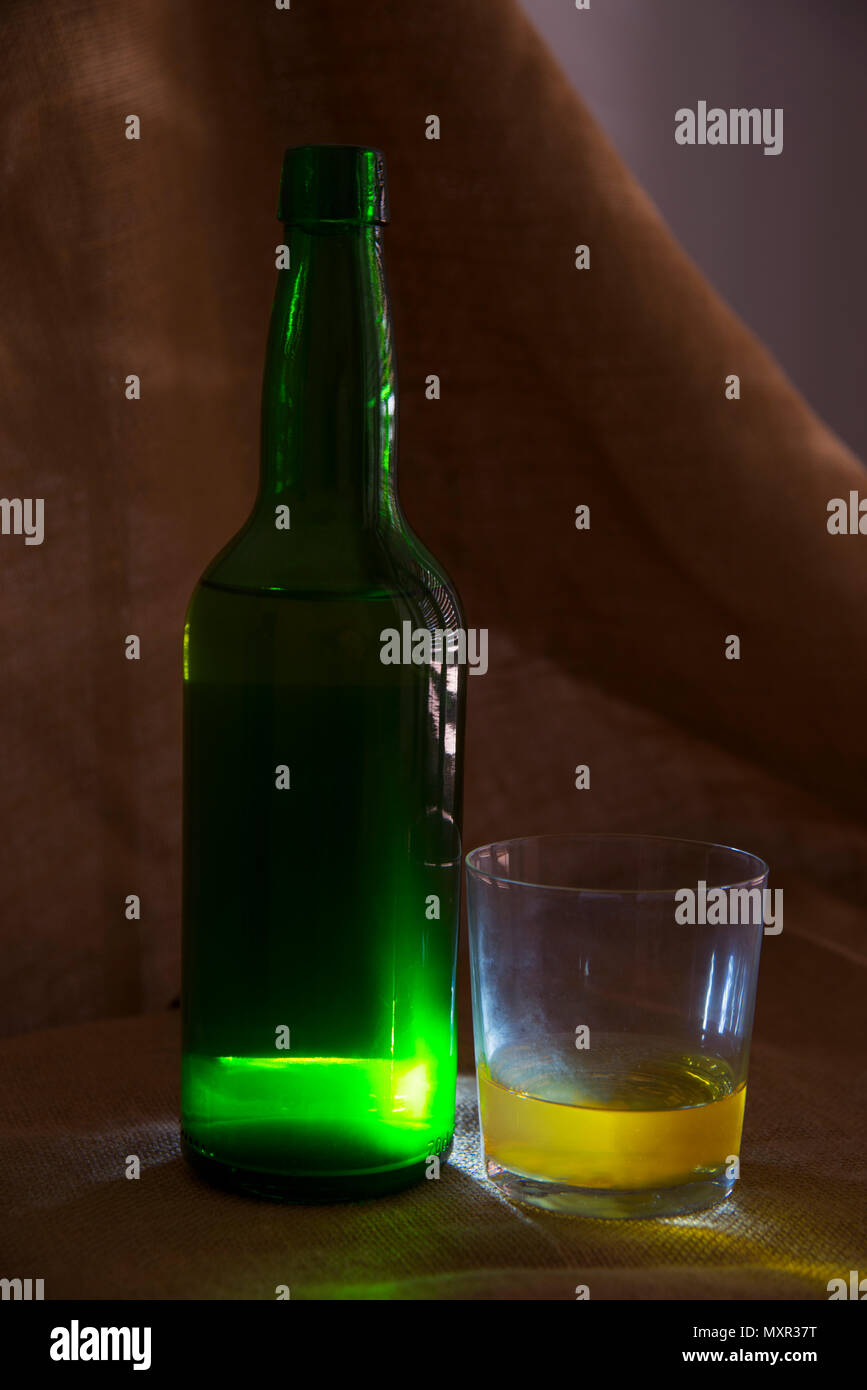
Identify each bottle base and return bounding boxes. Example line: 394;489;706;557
181;1133;453;1203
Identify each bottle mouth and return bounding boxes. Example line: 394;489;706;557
278;145;389;226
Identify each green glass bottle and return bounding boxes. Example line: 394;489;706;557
181;146;466;1200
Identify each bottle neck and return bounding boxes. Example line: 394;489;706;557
258;223;398;531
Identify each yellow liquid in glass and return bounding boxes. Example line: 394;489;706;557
478;1043;745;1191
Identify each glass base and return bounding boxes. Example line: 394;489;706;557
485;1160;736;1219
182;1133;452;1203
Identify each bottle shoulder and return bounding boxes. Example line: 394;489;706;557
191;511;464;625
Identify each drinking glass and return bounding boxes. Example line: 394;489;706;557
465;834;768;1218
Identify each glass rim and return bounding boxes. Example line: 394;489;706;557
464;832;769;897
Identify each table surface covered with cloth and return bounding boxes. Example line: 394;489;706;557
1;960;863;1301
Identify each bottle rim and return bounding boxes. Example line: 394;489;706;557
278;145;389;226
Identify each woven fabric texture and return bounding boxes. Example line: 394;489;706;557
0;1006;863;1299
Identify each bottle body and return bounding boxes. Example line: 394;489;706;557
181;148;465;1199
